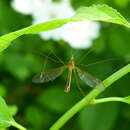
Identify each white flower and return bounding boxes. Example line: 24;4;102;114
32;0;74;21
11;0;100;49
11;0;50;14
32;0;75;40
61;21;100;48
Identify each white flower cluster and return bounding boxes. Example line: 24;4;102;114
11;0;100;49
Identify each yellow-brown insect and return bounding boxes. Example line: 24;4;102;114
32;54;104;94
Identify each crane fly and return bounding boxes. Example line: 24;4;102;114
32;54;104;93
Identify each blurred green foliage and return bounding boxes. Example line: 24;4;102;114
0;0;130;129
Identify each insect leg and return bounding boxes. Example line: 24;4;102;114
64;68;72;93
41;52;51;73
51;51;65;65
74;69;85;96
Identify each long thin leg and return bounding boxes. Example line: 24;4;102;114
77;44;99;64
76;58;118;67
34;51;62;64
40;52;51;77
42;53;49;72
51;51;65;65
74;69;85;96
64;68;72;93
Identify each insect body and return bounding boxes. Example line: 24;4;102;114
32;54;104;93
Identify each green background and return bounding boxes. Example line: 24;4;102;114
0;0;130;129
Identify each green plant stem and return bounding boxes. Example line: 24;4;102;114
92;97;125;104
11;121;26;130
50;64;130;130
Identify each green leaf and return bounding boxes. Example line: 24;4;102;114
8;105;18;117
79;103;119;130
0;4;129;52
0;97;26;130
0;19;68;52
123;96;130;104
72;4;130;27
0;96;14;128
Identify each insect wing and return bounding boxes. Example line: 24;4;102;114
32;66;65;83
76;67;104;88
